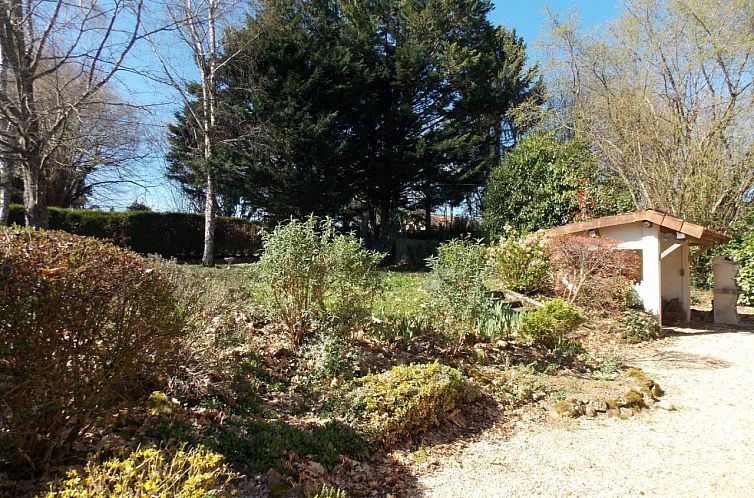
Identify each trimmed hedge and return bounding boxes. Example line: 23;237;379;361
8;204;260;259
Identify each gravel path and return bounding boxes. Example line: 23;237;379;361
418;325;754;497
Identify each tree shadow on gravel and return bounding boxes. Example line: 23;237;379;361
636;349;732;370
321;396;502;497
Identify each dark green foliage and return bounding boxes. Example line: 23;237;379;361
725;230;754;305
335;363;473;446
168;0;543;235
153;416;199;446
0;228;185;475
204;419;367;474
8;204;260;259
227;359;266;415
483;133;630;235
9;204;130;243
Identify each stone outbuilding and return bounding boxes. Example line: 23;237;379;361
545;209;733;325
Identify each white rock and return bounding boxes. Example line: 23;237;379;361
657;400;676;411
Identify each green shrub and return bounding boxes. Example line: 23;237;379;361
491;363;542;406
43;446;237;497
619;309;662;343
299;328;362;380
518;299;585;349
205;419;366;474
257;216;383;343
726;231;754;305
336;362;472;446
0;228;185;475
152;415;199;446
482;133;630;235
487;227;551;294
426;239;494;343
227;358;266;415
8;204;260;259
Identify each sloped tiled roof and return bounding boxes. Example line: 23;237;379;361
545;209;730;244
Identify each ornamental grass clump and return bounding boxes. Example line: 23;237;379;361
43;446;238;497
336;362;473;446
0;227;186;475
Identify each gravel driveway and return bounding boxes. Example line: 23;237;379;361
418;325;754;497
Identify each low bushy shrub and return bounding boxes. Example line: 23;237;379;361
0;228;185;474
426;239;493;343
491;363;542;406
619;309;663;343
205;419;366;473
548;235;640;312
299;328;362;380
336;363;473;446
43;446;237;497
487;226;551;294
518;298;585;349
257;217;383;343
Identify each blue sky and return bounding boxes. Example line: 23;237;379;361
489;0;619;59
115;0;620;212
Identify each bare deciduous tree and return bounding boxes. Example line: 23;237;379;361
0;0;144;227
147;0;246;266
0;43;11;225
547;0;754;229
40;81;149;208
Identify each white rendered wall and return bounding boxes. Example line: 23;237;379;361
660;238;691;321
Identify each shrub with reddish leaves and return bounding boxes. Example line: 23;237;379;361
0;228;185;475
548;235;641;312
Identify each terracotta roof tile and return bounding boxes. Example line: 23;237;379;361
544;209;729;244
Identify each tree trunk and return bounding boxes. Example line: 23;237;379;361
22;156;48;229
0;159;9;226
200;0;219;267
424;179;431;231
202;169;217;266
367;201;378;245
0;46;7;227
